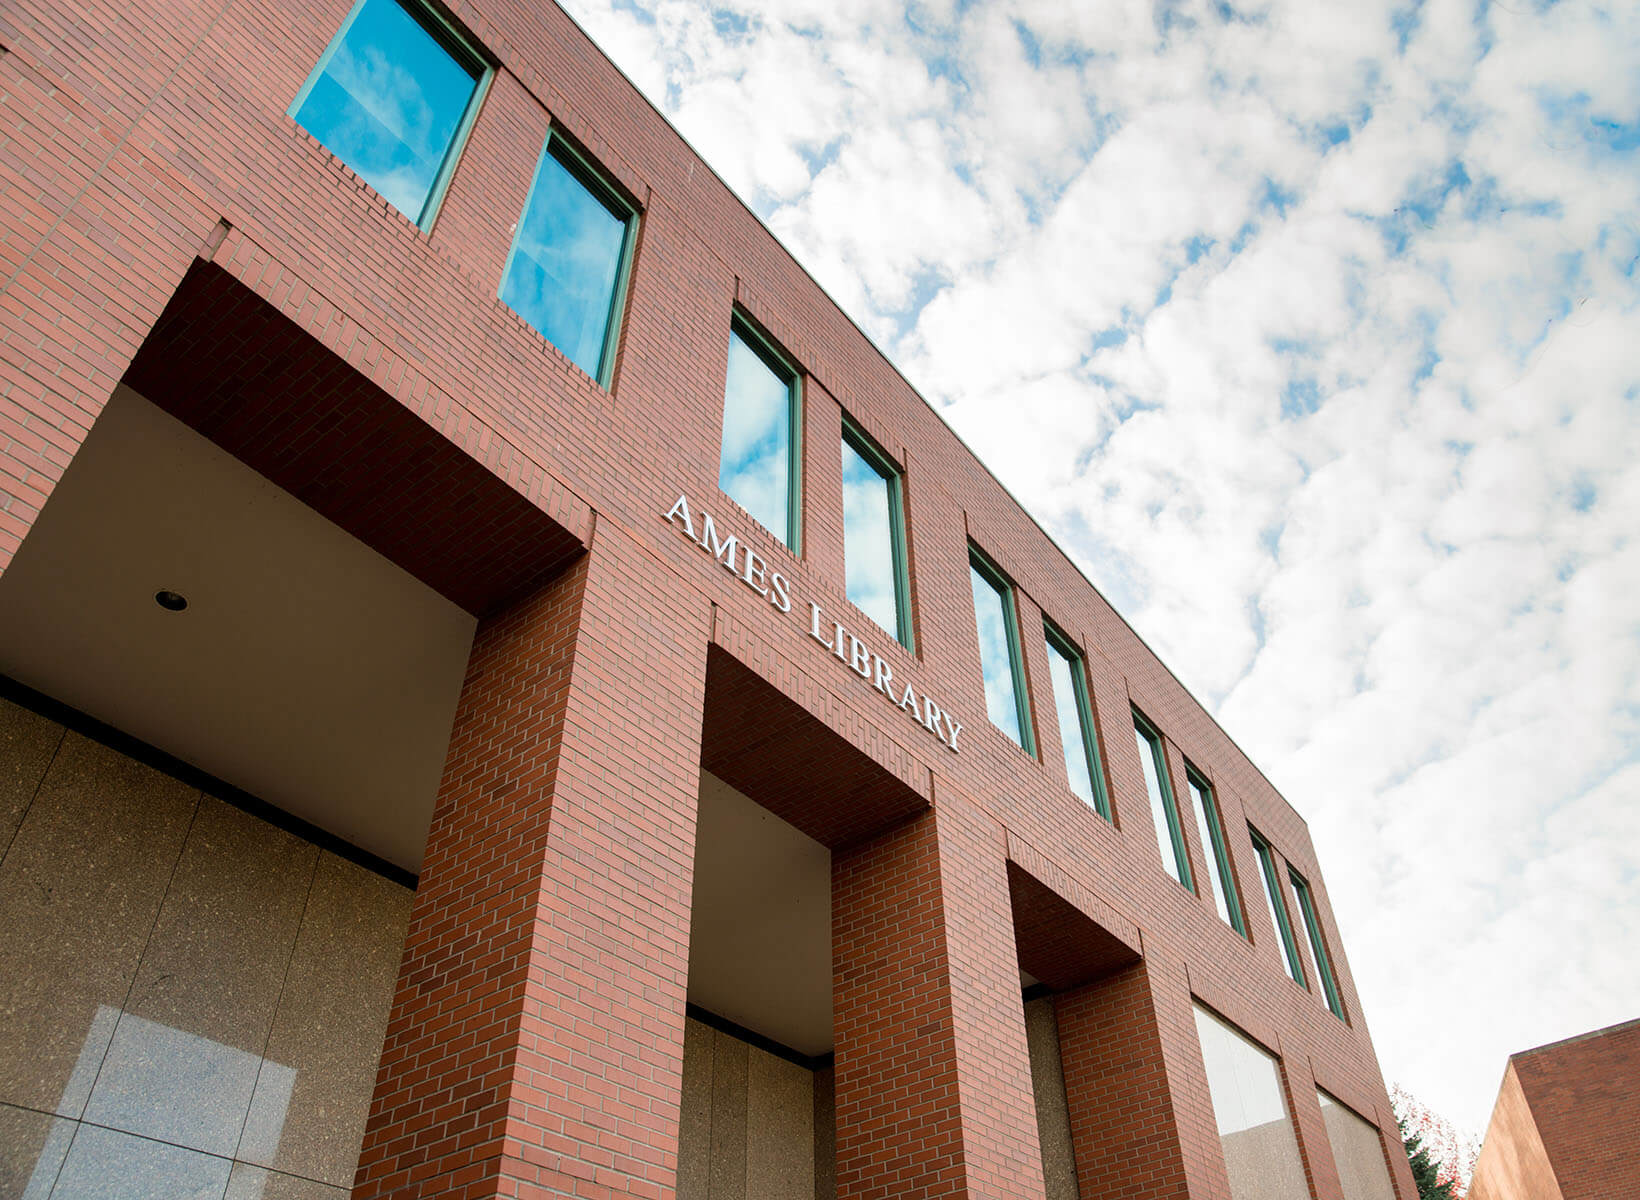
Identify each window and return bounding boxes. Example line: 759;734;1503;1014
500;134;637;385
718;318;801;548
969;548;1033;753
1133;711;1191;888
1044;623;1109;819
1193;1005;1311;1200
291;0;489;228
1318;1090;1397;1200
1290;869;1345;1019
840;420;911;647
1250;829;1305;986
1186;768;1243;933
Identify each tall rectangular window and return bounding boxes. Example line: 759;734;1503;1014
840;421;910;647
291;0;489;228
1133;711;1191;888
1044;623;1109;820
1290;870;1345;1019
1186;768;1243;933
1194;1005;1312;1200
1251;829;1306;986
500;134;637;386
969;549;1033;754
718;318;801;549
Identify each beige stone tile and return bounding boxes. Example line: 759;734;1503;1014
0;733;198;1115
223;1162;348;1200
676;1018;714;1200
47;1122;232;1199
0;1101;76;1200
0;698;64;858
812;1066;835;1200
84;796;317;1157
1024;997;1078;1200
239;852;410;1186
709;1027;749;1200
745;1045;813;1200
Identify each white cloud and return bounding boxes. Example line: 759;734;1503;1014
563;0;1640;1144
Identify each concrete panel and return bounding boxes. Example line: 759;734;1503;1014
1025;997;1080;1200
746;1045;814;1200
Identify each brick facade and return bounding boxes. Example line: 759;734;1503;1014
1469;1019;1640;1200
0;0;1417;1194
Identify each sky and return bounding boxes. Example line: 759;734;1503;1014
557;0;1640;1141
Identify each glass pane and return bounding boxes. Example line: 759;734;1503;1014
1288;873;1320;988
841;437;899;638
718;329;792;542
1194;1006;1311;1200
1135;720;1186;885
1292;874;1343;1016
293;0;479;222
1047;640;1096;807
1255;840;1303;984
1189;776;1234;925
970;564;1023;746
1319;1091;1398;1200
501;145;629;380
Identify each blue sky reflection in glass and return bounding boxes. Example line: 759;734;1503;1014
971;563;1024;747
718;328;793;543
842;437;899;639
501;144;630;380
293;0;480;224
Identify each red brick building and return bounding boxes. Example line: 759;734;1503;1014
1468;1019;1640;1200
0;0;1419;1196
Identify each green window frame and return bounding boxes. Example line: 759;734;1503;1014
969;546;1035;755
1186;766;1244;934
1289;869;1345;1019
1251;829;1306;986
499;130;638;388
1044;621;1110;820
840;417;912;648
289;0;492;230
1133;710;1192;889
718;312;803;551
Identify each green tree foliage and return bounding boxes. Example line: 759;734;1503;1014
1401;1118;1458;1200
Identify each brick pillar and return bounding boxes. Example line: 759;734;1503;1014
832;789;1047;1200
354;526;710;1200
1054;961;1192;1199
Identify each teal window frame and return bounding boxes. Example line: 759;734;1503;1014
1044;620;1110;820
1251;829;1306;986
288;0;492;230
841;416;912;649
1133;709;1192;890
499;130;639;389
1289;869;1345;1019
969;545;1035;756
1186;766;1245;935
720;311;803;551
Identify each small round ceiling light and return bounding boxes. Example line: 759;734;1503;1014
154;589;189;612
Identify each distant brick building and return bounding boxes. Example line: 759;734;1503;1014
0;0;1419;1196
1469;1019;1640;1200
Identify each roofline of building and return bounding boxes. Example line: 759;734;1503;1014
551;1;1308;830
1511;1016;1640;1062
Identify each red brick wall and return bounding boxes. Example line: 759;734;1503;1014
0;0;1415;1191
1472;1020;1640;1200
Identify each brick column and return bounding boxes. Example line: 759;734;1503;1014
832;788;1047;1200
1054;960;1192;1199
354;525;710;1200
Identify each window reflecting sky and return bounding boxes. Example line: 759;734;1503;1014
293;0;479;222
970;564;1023;746
1255;838;1305;984
841;437;899;639
501;145;628;379
1290;873;1333;1009
1046;638;1097;808
1135;720;1186;885
1189;776;1235;925
719;329;791;542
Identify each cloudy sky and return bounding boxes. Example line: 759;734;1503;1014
560;0;1640;1140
